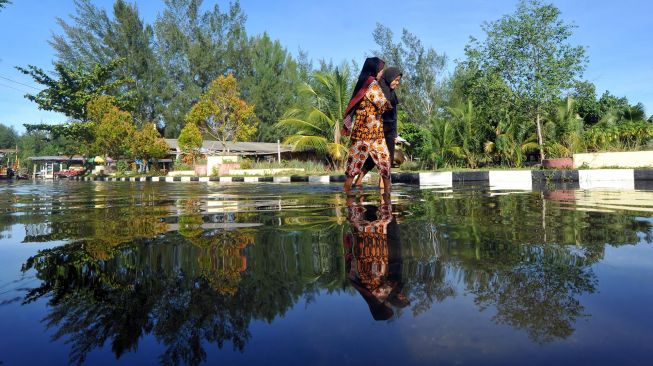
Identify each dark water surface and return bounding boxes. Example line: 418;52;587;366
1;181;652;365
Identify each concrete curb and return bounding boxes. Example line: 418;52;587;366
68;168;653;189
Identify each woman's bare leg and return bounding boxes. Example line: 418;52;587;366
343;176;355;194
354;170;367;187
381;176;391;197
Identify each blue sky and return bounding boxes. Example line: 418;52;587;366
0;0;651;132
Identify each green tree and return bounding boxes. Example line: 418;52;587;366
0;0;10;11
276;63;353;166
50;0;163;127
241;33;304;142
464;0;587;161
17;59;132;121
87;96;135;158
572;81;600;125
373;24;447;126
178;122;203;164
597;91;630;121
23;122;95;157
0;123;18;148
446;100;486;168
398;121;432;162
186;74;257;153
483;111;539;167
129;123;169;171
544;97;584;158
154;0;248;137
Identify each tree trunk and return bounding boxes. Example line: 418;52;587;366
536;112;545;162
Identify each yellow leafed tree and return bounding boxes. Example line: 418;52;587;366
186;74;257;153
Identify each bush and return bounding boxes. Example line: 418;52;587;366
399;160;421;171
585;121;653;152
173;161;192;171
239;158;253;169
248;159;334;175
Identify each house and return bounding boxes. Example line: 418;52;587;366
164;139;295;161
28;156;86;179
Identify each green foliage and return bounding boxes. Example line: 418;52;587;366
464;0;587;160
178;122;203;162
398;122;432;162
483;111;539;167
242;33;306;142
23;122;95;157
585;121;653;151
87;95;135;158
276;63;353;166
154;0;248;137
186;74;257;152
116;160;128;173
543;97;584;158
0;123;18;148
597;91;631;120
572;81;600;125
373;23;447;126
129;123;168;162
17;59;132;121
399;160;421;171
445;100;487;168
173;160;193;171
51;0;163;126
17;131;60;167
0;0;9;10
249;159;333;175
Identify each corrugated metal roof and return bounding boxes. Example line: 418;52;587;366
165;139;294;155
28;156;86;162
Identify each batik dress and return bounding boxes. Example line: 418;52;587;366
345;80;392;179
345;204;393;302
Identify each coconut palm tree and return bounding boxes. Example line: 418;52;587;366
446;99;487;168
543;97;584;158
484;111;539;167
276;64;353;167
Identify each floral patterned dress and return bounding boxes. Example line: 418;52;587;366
345;80;392;179
345;204;394;302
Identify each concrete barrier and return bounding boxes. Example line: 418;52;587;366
579;169;634;189
418;172;452;187
489;170;532;191
574;151;653;168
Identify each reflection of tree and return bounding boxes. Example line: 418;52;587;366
178;199;254;295
21;223;346;365
405;190;648;343
22;238;255;366
15;186;653;365
467;245;597;343
400;220;457;317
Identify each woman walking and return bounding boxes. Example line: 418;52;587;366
343;57;393;197
354;67;402;188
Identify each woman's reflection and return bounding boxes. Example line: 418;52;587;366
344;199;409;320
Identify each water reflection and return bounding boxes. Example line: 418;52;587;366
1;184;652;364
345;201;409;320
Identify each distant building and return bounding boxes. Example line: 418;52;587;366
164;139;296;161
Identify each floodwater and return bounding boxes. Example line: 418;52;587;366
0;181;652;366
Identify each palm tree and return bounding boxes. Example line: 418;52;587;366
446;99;486;168
484;111;539;167
543;97;584;158
622;103;646;122
276;64;353;167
